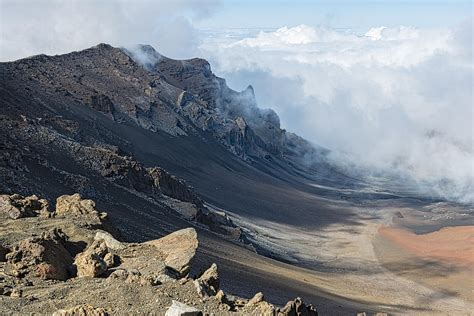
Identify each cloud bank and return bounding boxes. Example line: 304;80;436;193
0;0;219;61
200;21;473;203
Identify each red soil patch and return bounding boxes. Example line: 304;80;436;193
378;225;474;267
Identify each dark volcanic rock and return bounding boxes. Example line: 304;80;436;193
148;167;203;207
0;243;9;262
89;94;115;117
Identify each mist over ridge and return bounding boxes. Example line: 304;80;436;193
198;21;473;204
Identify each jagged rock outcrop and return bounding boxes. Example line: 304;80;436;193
89;94;115;118
0;192;323;315
0;194;50;219
5;228;73;280
148;167;203;207
2;43;315;163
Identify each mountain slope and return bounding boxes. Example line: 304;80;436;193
0;43;405;314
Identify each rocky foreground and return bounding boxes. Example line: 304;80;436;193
0;193;318;315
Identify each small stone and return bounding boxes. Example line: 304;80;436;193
165;300;202;316
10;288;22;298
215;290;228;304
1;285;13;296
52;304;108;316
103;253;115;268
246;292;264;306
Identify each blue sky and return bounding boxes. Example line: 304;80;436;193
196;0;473;29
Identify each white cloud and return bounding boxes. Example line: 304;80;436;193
200;21;474;203
0;0;219;61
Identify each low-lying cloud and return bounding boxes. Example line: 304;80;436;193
200;21;473;203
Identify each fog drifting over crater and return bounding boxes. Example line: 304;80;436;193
199;22;473;203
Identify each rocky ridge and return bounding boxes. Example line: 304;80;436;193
0;193;318;315
0;110;247;244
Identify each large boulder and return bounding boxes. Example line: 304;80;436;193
113;243;175;285
52;304;108;316
0;194;50;219
194;263;219;299
145;228;198;277
56;194;95;215
56;194;102;217
165;300;202;316
74;240;109;278
5;228;73;280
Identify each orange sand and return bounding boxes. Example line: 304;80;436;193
378;225;474;267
